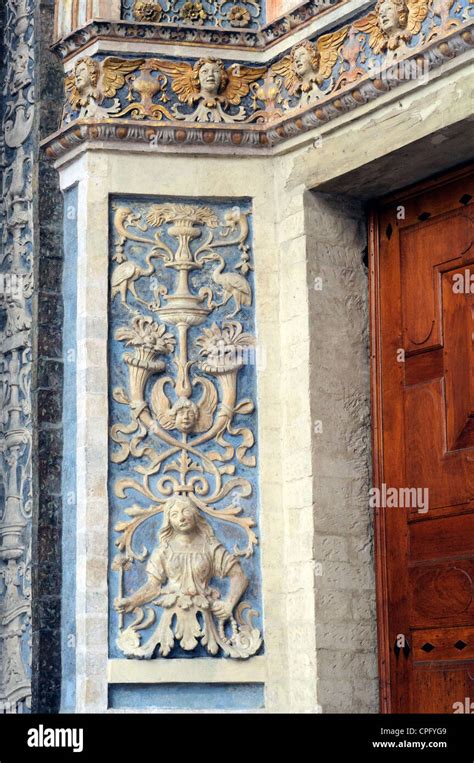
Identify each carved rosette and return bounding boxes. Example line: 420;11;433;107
109;199;262;660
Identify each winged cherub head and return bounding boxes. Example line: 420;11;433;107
193;58;228;101
151;375;218;435
291;41;320;87
376;0;409;37
169;397;199;433
73;57;100;102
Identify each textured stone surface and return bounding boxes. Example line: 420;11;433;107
30;0;64;714
305;190;377;713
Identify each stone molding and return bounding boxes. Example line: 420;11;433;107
43;17;473;159
53;0;346;52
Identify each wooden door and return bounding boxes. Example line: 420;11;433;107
370;165;474;713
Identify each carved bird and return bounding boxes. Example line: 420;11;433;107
207;255;252;317
111;250;159;308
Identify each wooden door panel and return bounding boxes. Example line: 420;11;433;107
410;667;473;714
371;165;474;713
410;561;474;626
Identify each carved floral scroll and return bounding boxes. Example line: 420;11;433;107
109;198;262;659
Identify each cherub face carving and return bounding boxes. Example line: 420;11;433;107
74;59;98;96
377;0;408;35
290;41;320;86
293;46;314;78
172;398;199;433
198;61;222;97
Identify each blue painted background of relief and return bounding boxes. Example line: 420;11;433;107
121;0;266;30
108;196;263;677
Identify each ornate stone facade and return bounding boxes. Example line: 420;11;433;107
44;0;473;158
0;0;471;714
0;0;36;713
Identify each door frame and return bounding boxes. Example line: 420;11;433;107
368;162;474;714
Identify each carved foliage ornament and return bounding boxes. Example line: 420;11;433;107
109;199;262;659
126;0;262;29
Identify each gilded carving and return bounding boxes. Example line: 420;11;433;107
354;0;430;60
272;30;348;107
157;58;262;122
123;0;262;29
110;201;262;659
133;0;163;22
64;56;145;120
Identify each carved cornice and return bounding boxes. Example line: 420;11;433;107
53;0;345;58
43;21;473;160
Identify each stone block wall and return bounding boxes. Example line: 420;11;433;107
305;190;377;712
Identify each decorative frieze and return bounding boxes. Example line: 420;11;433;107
44;12;472;158
53;0;343;55
124;0;264;29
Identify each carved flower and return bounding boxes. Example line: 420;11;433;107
227;5;251;27
197;321;255;373
147;203;218;228
133;0;163;22
179;1;207;24
115;316;175;354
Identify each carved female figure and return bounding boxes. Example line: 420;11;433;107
114;495;249;657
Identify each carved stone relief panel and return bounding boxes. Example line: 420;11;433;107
108;197;263;660
0;0;35;712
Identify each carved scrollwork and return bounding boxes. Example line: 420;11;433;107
110;199;261;659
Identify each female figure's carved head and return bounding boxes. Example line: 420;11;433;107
159;496;215;542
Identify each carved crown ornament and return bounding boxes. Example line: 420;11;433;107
43;0;473;157
109;199;262;659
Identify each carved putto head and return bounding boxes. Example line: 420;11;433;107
290;41;320;81
151;375;217;434
169;397;199;433
193;57;228;98
74;57;100;98
375;0;409;36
